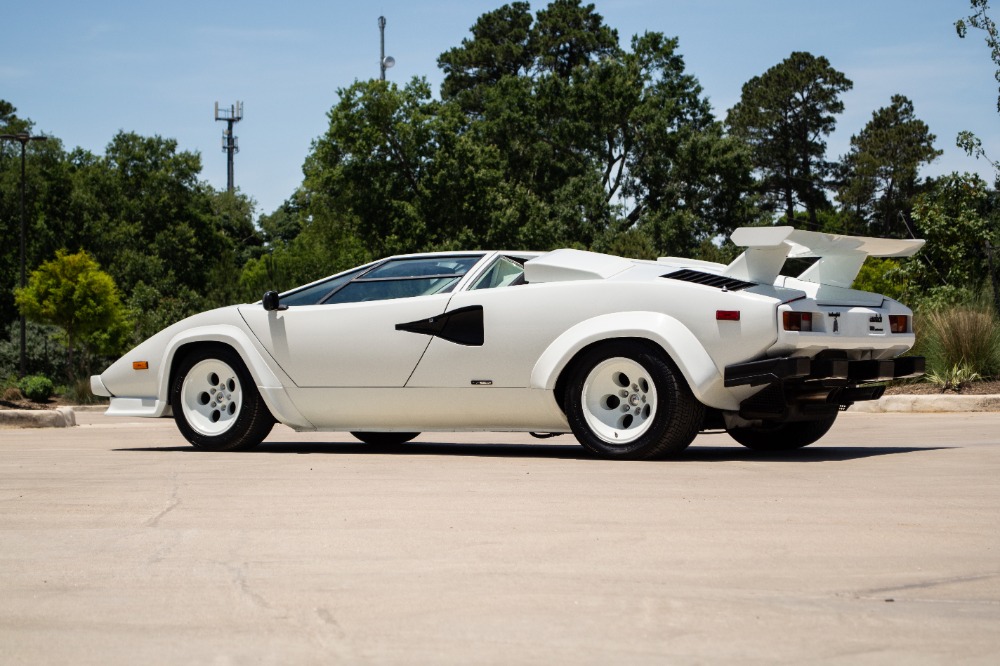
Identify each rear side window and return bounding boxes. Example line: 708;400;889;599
470;256;525;290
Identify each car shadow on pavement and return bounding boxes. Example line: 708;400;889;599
115;440;952;462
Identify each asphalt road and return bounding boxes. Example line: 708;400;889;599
1;411;998;665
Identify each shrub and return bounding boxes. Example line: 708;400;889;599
17;375;55;403
927;364;982;392
66;377;104;405
2;386;24;402
920;306;1000;380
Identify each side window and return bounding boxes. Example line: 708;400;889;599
323;255;483;305
279;266;368;306
470;256;525;290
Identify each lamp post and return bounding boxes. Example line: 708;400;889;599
0;131;49;377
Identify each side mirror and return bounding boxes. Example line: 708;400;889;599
262;291;288;312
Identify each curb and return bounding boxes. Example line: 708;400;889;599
0;407;77;428
849;394;1000;413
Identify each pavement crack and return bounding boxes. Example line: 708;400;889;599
845;571;1000;605
144;475;180;527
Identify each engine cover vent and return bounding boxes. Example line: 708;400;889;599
662;269;755;291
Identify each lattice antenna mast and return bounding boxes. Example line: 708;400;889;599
214;101;243;192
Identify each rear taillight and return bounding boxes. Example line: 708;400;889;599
889;315;909;333
783;311;813;332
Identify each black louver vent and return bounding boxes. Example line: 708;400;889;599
661;269;755;291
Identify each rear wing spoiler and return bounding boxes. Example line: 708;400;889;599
722;226;925;288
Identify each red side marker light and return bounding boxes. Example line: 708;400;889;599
716;310;741;321
133;361;149;370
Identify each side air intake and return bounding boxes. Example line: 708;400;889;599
662;269;755;291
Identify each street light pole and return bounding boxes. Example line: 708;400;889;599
1;131;49;377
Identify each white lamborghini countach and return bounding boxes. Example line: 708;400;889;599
91;226;925;459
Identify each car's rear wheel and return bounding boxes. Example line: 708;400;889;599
170;346;274;451
727;414;837;452
565;341;704;459
350;432;419;446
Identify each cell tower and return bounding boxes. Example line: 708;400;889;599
214;101;243;192
379;16;395;80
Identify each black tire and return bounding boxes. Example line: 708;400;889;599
170;345;274;451
564;341;705;460
350;432;419;446
727;414;837;452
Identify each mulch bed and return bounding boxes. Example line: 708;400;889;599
883;379;1000;395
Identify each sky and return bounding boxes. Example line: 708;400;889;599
3;0;998;217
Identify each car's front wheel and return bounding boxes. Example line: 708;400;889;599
170;346;274;451
727;414;837;452
565;341;704;459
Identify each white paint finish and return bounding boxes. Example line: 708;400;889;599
778;277;885;307
728;225;925;288
409;280;780;411
796;252;867;288
723;245;792;284
239;294;449;388
284;386;568;431
732;225;924;258
524;248;633;283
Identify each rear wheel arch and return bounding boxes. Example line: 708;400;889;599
555;337;675;412
531;312;733;411
560;338;705;459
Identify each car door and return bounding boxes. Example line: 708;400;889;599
240;294;450;387
240;255;485;387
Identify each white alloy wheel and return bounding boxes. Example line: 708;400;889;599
580;356;657;444
180;358;244;437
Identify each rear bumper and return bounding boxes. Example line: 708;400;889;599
723;356;925;422
725;356;925;388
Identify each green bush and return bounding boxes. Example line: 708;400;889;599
919;306;1000;380
17;375;55;403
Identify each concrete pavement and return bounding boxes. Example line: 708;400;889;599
1;411;998;664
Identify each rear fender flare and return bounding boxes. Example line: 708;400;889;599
529;311;738;410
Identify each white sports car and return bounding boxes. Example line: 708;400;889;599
91;226;925;459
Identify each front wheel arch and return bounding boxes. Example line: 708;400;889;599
169;344;274;450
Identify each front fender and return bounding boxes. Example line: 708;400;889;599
99;321;312;429
528;311;739;410
160;325;313;430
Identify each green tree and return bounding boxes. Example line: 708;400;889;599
956;0;1000;181
727;52;853;228
437;1;756;255
530;0;619;78
902;173;999;307
837;95;941;237
439;2;535;107
14;250;130;380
